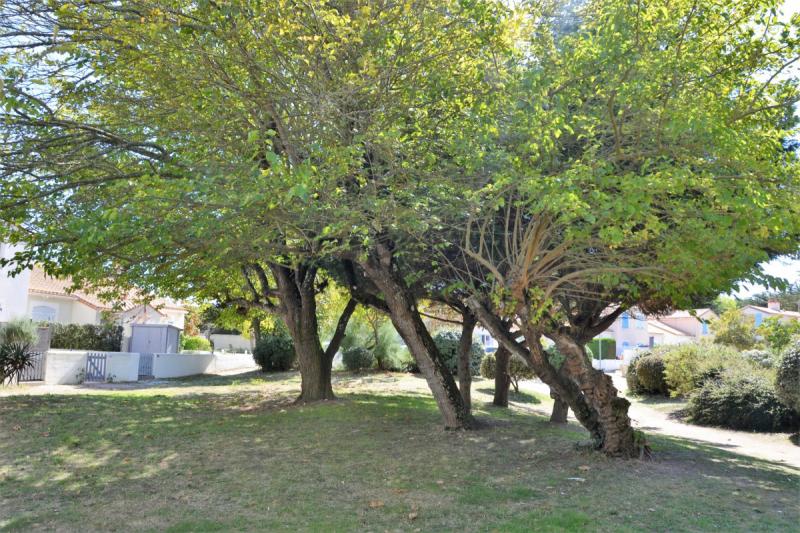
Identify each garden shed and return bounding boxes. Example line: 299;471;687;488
129;324;181;354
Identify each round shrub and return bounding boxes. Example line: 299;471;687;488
432;331;484;376
253;334;295;372
625;353;647;395
181;335;211;352
662;342;741;397
741;349;775;368
635;354;669;395
688;374;799;432
480;353;496;379
775;340;800;412
342;346;374;371
479;352;534;392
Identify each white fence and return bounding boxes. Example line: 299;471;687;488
38;350;257;384
591;358;624;372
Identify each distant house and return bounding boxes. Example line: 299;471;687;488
0;257;187;329
647;308;717;346
741;300;800;326
597;308;651;356
596;307;717;356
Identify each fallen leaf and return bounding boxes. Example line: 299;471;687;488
578;465;591;471
436;480;444;485
368;500;384;509
408;512;418;520
390;489;408;495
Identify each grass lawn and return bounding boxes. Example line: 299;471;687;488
1;372;797;532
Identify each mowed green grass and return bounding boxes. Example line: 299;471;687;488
0;373;797;532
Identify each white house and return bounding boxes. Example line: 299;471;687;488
597;308;651;356
0;242;31;322
0;258;187;329
741;300;800;326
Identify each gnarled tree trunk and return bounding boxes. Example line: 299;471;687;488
493;345;511;407
468;296;636;456
551;334;636;457
550;394;569;423
361;248;473;429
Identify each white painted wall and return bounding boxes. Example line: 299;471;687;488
44;350;88;384
0;243;31;322
105;352;140;382
152;352;214;378
208;352;256;373
210;333;253;352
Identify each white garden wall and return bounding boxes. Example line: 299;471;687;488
104;352;140;382
591;359;623;372
208;352;256;373
44;350;88;384
152;352;214;378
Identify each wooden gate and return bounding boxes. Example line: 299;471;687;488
138;353;154;379
85;352;107;382
18;352;45;382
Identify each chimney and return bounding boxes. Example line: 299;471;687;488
767;299;781;311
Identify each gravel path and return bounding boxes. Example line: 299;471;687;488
529;375;799;469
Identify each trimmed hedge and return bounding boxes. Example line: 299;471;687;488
687;374;799;432
253;333;295;372
342;346;374;371
586;338;617;360
181;335;211;352
50;323;123;352
775;340;800;413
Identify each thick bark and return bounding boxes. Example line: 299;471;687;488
493;345;511;407
361;249;473;429
550;395;569;423
457;311;477;413
272;264;355;403
552;333;636;457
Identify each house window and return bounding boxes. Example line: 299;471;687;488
31;305;56;322
636;317;645;329
621;313;630;329
622;341;630;351
702;322;709;335
754;312;763;326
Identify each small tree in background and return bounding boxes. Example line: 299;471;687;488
775;339;800;413
711;309;756;350
757;317;800;353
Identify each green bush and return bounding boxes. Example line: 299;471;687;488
0;319;39;347
342;346;374;371
433;331;484;376
774;340;800;412
687;374;799;432
253;333;295;372
181;335;212;352
635;354;669;395
740;349;775;369
586;338;617;360
662;342;741;397
50;323;123;352
625;353;647;395
479;352;535;392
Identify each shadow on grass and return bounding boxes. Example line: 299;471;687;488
1;387;798;531
476;388;541;405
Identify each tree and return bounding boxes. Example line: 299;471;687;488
757;317;800;352
0;0;512;421
712;309;757;350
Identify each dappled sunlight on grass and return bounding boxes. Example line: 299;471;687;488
1;373;797;531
